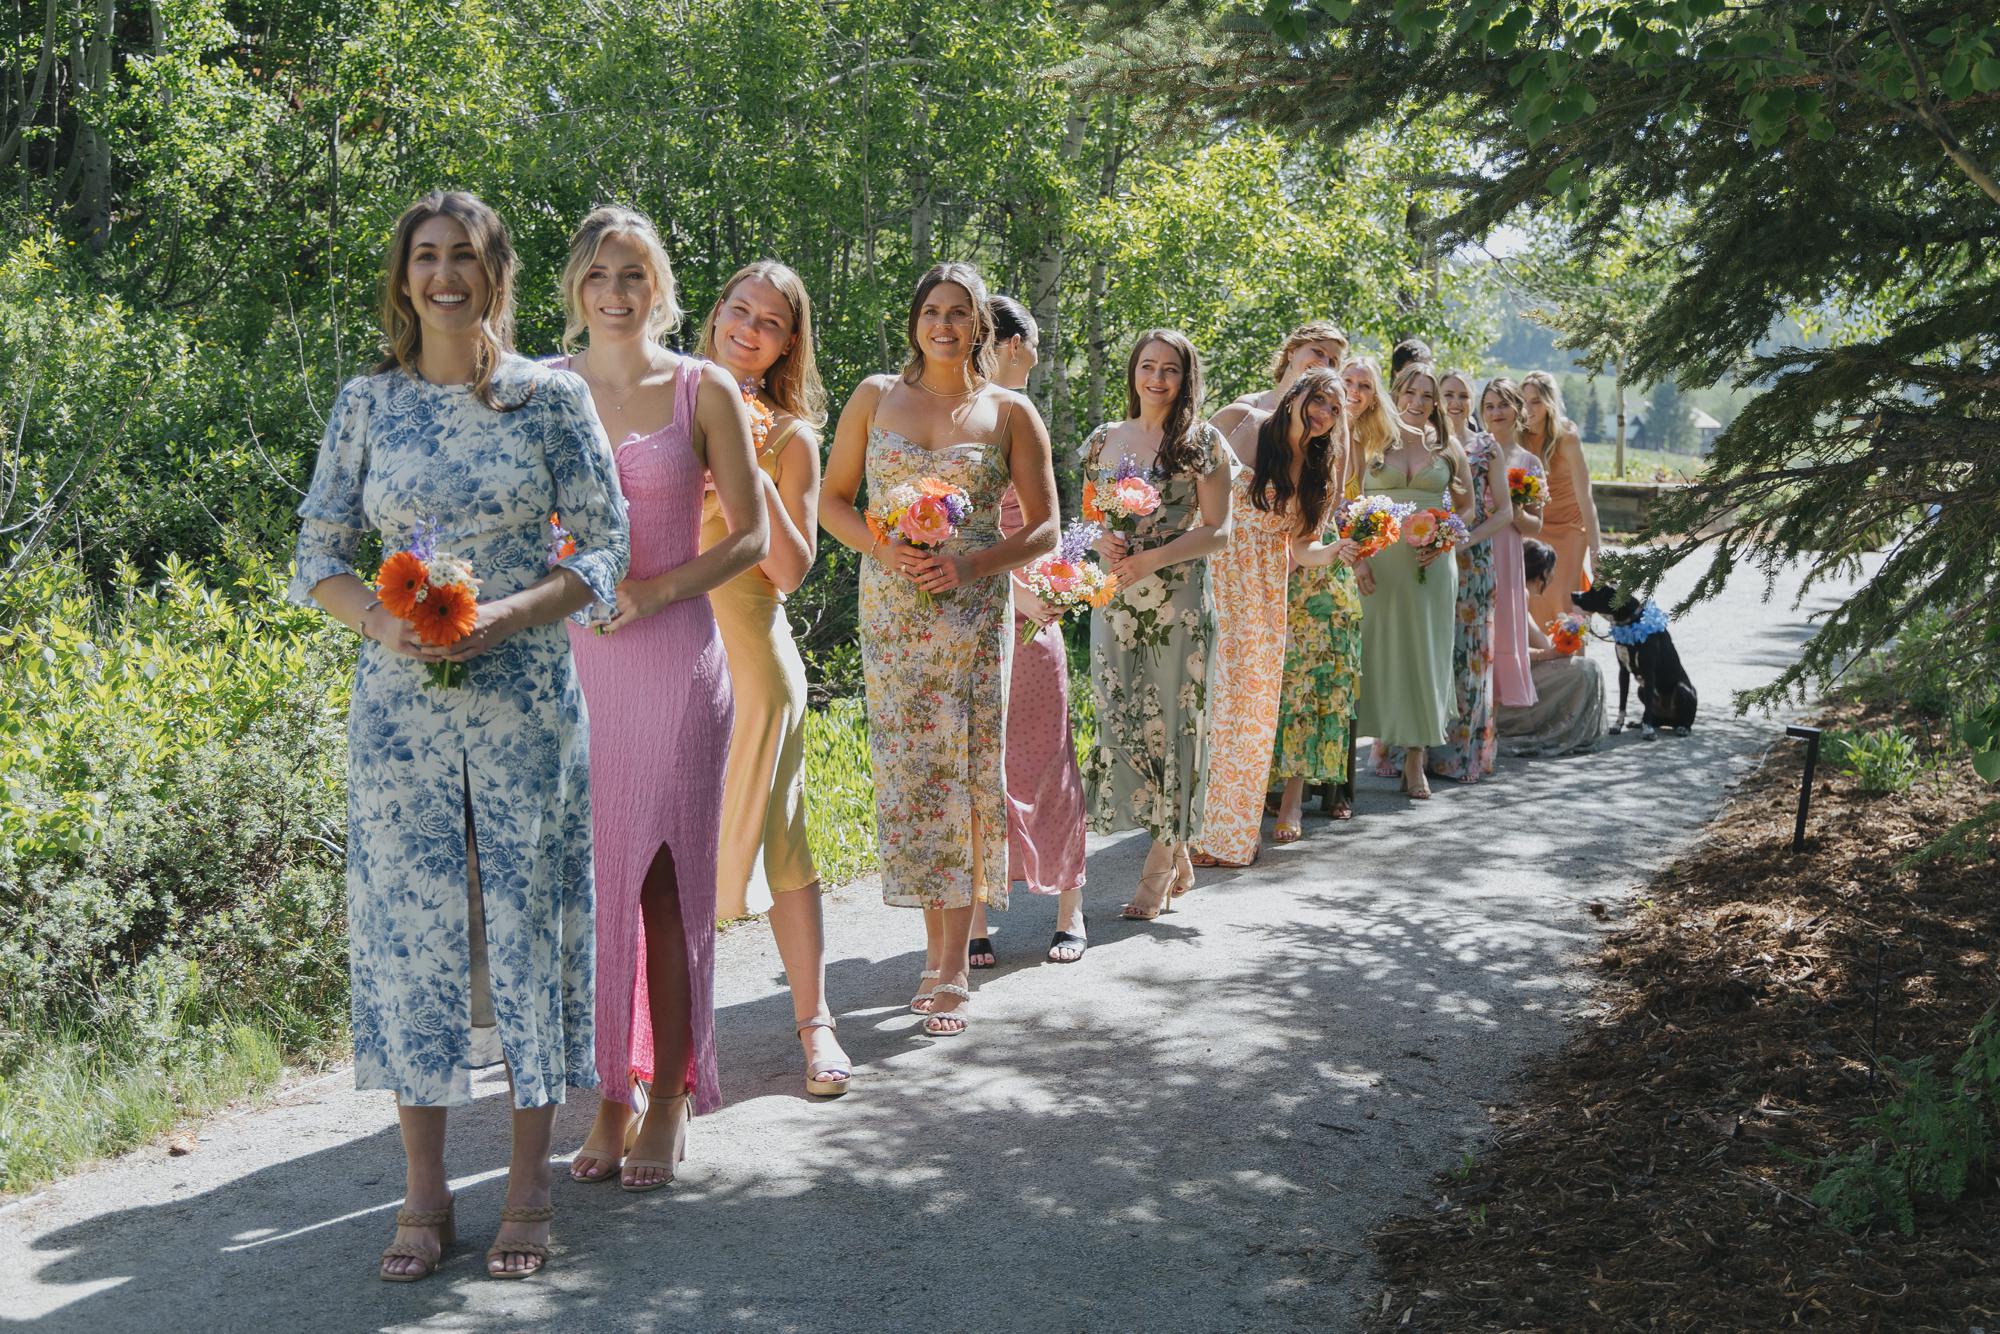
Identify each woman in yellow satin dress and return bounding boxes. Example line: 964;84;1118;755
696;261;852;1098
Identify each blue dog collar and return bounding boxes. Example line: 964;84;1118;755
1610;600;1670;646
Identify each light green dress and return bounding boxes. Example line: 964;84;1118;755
1083;422;1224;842
1356;454;1458;748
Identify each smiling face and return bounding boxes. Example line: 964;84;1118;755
1397;371;1439;425
1520;381;1550;431
577;233;658;346
1297;385;1339;438
1481;387;1517;436
1342;363;1375;414
1132;338;1186;411
403;214;489;344
1441;375;1472;424
915;281;977;371
1287;337;1348;382
709;274;796;381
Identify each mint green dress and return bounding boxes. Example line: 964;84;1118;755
1356;455;1458;747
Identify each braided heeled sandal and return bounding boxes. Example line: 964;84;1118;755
922;983;971;1036
909;968;942;1013
485;1203;554;1279
797;1017;852;1097
379;1196;455;1283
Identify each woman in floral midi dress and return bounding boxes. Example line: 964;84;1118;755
1082;330;1234;920
819;263;1059;1036
289;193;627;1281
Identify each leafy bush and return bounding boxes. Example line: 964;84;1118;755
1827;728;1923;796
1811;1008;2000;1235
0;550;350;1075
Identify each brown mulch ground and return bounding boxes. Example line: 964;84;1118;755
1364;700;2000;1331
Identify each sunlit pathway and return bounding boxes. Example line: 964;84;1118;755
1;554;1863;1332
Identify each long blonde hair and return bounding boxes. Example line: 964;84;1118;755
559;206;683;354
1440;367;1478;440
1346;357;1401;473
699;260;829;428
1520;370;1576;459
376;190;523;412
1393;362;1453;460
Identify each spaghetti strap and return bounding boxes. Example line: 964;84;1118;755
675;356;706;427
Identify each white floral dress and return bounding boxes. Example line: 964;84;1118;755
1082;422;1223;842
288;357;628;1109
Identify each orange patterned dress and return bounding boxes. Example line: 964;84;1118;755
1195;467;1292;863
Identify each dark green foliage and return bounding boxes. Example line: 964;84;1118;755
1085;0;2000;711
1812;1008;2000;1235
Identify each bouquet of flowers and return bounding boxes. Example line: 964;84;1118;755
1017;520;1119;644
1081;455;1162;534
376;517;482;687
1402;505;1471;583
1545;613;1588;656
867;477;972;608
1507;466;1546;508
1335;494;1413;559
546;512;577;566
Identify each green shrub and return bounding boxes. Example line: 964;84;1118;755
0;550;351;1188
1827;728;1922;796
801;697;876;888
1811;1008;2000;1235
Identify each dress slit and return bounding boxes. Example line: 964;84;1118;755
627;837;697;1101
462;761;503;1071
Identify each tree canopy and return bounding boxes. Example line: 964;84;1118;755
1090;0;2000;714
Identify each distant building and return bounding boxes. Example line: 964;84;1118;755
1626;404;1723;454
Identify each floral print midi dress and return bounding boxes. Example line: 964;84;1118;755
858;427;1014;911
1082;422;1223;843
288;358;628;1109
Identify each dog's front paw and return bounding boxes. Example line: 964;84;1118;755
1672;725;1691;737
1641;725;1660;741
1610;717;1627;734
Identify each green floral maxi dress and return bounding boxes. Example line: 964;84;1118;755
1271;540;1364;785
1083;422;1223;842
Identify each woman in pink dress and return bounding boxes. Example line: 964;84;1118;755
967;294;1089;967
1480;378;1543;709
558;208;769;1190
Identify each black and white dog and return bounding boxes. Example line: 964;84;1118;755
1571;582;1698;739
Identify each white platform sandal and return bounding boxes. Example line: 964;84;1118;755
797;1017;852;1097
922;984;971;1037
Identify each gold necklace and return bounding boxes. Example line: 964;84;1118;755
914;374;982;398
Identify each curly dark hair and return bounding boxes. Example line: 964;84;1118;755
1250;366;1345;538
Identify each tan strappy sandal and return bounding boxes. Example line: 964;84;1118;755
568;1082;646;1183
797;1017;852;1097
485;1203;553;1279
621;1090;689;1193
380;1195;455;1283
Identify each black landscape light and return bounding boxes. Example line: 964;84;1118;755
1786;724;1822;853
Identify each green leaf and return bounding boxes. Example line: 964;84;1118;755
1975;56;2000;92
1973;750;2000;784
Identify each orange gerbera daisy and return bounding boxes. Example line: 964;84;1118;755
916;477;956;498
414;581;479;646
1080;479;1103;523
376;551;431;620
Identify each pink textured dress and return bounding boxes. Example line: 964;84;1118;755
1001;488;1087;894
1491;453;1543;709
566;357;727;1114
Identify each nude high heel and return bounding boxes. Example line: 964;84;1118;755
621;1089;689;1193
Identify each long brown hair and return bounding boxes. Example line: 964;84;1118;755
1124;329;1208;477
1393;361;1453;460
375;190;524;412
901;261;997;385
1266;320;1348;385
1251;366;1345;538
700;259;829;428
1520;369;1576;460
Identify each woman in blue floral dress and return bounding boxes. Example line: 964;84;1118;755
289;192;627;1282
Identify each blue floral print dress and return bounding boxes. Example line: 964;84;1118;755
288;357;628;1109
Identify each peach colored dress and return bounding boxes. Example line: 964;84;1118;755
1196;467;1291;863
1528;436;1589;627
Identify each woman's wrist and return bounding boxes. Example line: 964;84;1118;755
357;599;384;642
